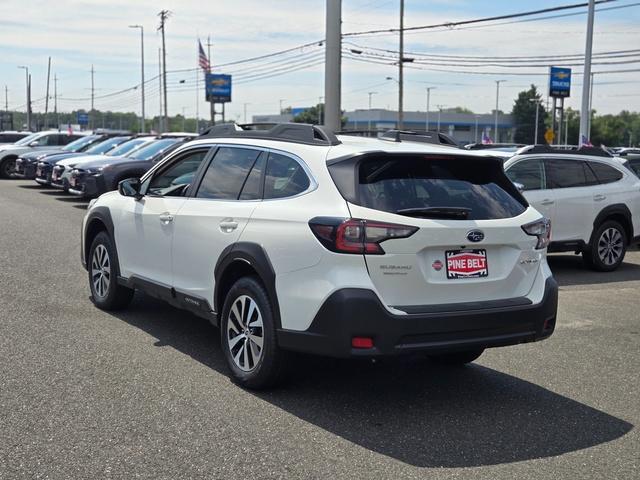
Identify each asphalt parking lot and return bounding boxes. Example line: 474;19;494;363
0;179;638;479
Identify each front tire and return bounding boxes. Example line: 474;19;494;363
220;276;287;389
88;232;134;310
428;348;484;366
583;220;627;272
0;157;16;179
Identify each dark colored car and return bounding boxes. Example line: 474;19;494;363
15;134;125;180
38;136;153;188
68;137;189;198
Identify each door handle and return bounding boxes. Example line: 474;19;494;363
159;212;174;224
594;194;607;201
540;199;554;206
219;219;239;233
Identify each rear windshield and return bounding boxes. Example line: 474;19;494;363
332;154;526;220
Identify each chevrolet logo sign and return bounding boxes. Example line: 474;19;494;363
554;72;570;80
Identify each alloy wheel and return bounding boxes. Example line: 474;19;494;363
597;227;624;266
226;295;264;372
91;244;111;298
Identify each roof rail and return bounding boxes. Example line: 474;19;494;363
200;122;341;146
464;143;525;150
517;144;612;158
378;129;459;148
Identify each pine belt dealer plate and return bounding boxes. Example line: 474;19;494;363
445;249;488;279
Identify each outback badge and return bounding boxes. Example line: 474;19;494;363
466;230;485;243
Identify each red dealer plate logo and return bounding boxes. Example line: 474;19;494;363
445;249;488;279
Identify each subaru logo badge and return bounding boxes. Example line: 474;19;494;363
466;230;484;243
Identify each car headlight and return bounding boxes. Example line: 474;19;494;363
86;167;104;175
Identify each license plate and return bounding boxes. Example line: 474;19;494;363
445;249;488;279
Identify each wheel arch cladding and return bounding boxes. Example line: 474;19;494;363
214;242;281;329
84;207;115;268
593;204;633;245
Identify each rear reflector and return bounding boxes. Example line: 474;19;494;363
352;337;374;349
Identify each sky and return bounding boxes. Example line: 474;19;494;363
0;0;639;122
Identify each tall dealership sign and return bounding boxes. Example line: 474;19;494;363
548;67;571;144
205;74;232;124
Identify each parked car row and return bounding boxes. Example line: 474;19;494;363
7;132;197;198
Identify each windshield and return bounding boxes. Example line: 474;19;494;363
62;135;99;152
106;138;150;157
126;139;178;161
85;136;130;154
14;132;41;146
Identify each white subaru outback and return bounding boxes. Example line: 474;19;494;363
81;124;558;388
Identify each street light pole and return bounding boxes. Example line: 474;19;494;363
494;80;505;143
367;91;377;133
18;66;30;130
436;105;445;132
425;87;435;132
398;0;404;130
474;115;479;143
324;0;342;131
529;98;540;144
579;0;596;146
129;25;145;133
243;103;250;123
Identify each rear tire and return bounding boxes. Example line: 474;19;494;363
88;232;134;310
583;220;627;272
0;157;16;179
428;349;484;366
220;276;287;389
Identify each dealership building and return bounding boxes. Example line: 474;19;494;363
253;109;514;145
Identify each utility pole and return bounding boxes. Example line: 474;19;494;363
367;91;377;133
44;57;51;129
579;0;596;146
474;115;479;143
529;98;540;144
425;87;435;132
206;36;214;125
565;112;570;145
129;25;145;133
494;80;505;142
243;103;250;123
90;64;95;129
318;96;324;125
158;10;171;132
398;0;404;130
158;47;163;132
324;0;342;131
588;71;595;140
4;86;8;111
54;75;58;128
18;66;30;131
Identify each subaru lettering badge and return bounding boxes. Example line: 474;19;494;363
466;230;484;243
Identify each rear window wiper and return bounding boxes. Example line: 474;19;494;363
396;207;471;219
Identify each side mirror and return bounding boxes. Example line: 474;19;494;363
514;182;526;193
118;177;142;199
29;140;40;147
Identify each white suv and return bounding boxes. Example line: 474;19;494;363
504;147;640;271
81;125;558;388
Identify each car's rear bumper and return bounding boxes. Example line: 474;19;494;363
277;277;558;358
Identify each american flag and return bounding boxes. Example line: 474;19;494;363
198;40;210;72
581;135;593;147
482;131;493;144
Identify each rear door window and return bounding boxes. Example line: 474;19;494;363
506;158;545;190
587;161;623;184
196;147;261;200
348;155;526;220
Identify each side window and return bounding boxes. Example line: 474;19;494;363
31;135;50;146
506;159;545;191
588;161;623;184
263;152;310;199
196;147;261;200
147;149;210;196
545;159;592;188
239;154;266;200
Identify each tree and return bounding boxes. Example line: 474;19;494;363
293;104;322;124
511;85;547;144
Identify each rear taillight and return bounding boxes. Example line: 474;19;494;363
309;217;417;255
522;218;551;249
